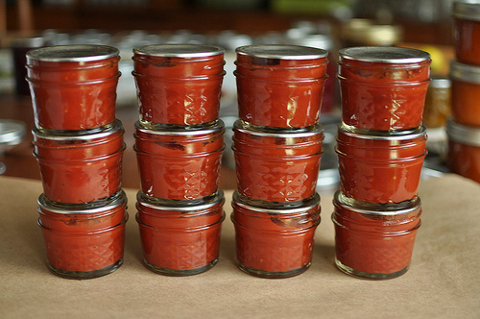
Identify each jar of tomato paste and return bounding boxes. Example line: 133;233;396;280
453;1;480;66
26;45;120;131
37;190;128;279
33;119;125;204
450;60;480;127
447;118;480;183
132;44;225;127
231;191;321;278
232;120;323;204
134;120;224;201
235;44;328;128
332;191;422;279
336;124;427;203
338;46;431;131
136;189;225;276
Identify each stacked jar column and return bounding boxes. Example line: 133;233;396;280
232;45;328;278
26;45;127;279
132;44;226;276
447;1;480;183
334;46;431;279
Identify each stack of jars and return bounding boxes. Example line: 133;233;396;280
132;44;226;276
333;46;431;279
231;45;328;278
447;1;480;183
27;45;128;279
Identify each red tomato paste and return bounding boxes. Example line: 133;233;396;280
450;60;480;127
453;1;480;66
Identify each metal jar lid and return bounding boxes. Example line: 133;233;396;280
338;123;427;141
235;44;328;60
135;119;224;136
334;191;421;216
137;189;225;212
338;46;431;64
38;190;127;214
446;117;480;147
450;60;480;84
233;119;323;139
32;119;124;141
453;1;480;21
26;44;119;62
0;120;26;145
133;44;225;58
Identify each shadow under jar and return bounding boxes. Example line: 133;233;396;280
231;191;321;279
332;191;422;280
136;189;225;276
37;191;128;279
453;1;480;66
33;120;125;204
338;46;431;131
235;44;328;129
232;120;323;204
26;45;120;131
132;44;225;127
336;124;427;204
450;60;480;127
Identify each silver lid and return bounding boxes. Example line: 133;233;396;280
232;191;321;214
133;44;225;58
235;44;328;60
32;119;123;141
135;119;224;136
334;191;421;216
338;123;427;141
0;120;26;145
136;189;225;212
338;46;431;64
446;117;480;146
37;190;127;214
233;120;323;138
453;1;480;21
429;78;451;89
26;44;119;62
450;60;480;84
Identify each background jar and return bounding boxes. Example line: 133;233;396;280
453;1;480;66
37;191;128;279
26;45;120;131
336;125;427;204
235;44;328;129
332;191;422;280
232;120;323;204
231;191;321;278
449;60;480;127
446;118;480;183
132;44;225;126
134;121;225;201
338;46;431;131
33;120;125;204
136;189;225;276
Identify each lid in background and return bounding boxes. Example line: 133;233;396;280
446;117;480;146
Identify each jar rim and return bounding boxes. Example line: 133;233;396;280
338;123;427;141
338;46;431;64
232;191;321;214
133;44;225;58
32;119;123;141
446;117;480;146
135;119;224;136
233;120;323;138
0;119;26;145
235;44;328;60
453;1;480;21
26;44;119;62
136;189;225;211
450;60;480;84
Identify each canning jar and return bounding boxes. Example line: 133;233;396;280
423;78;451;128
26;45;120;131
450;60;480;127
33;119;125;204
136;189;225;276
332;191;422;279
338;46;431;131
231;191;321;278
134;120;224;201
37;191;128;279
132;44;225;127
336;124;427;203
447;118;480;183
453;1;480;65
232;120;323;203
235;44;328;128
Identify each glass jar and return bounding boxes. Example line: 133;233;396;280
32;120;125;204
26;45;120;131
446;118;480;183
332;191;422;280
450;60;480;127
136;189;225;276
231;191;321;278
336;124;427;204
423;78;451;128
132;44;225;127
134;120;225;201
453;1;480;66
338;46;431;131
232;120;323;203
37;191;128;279
235;44;328;128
